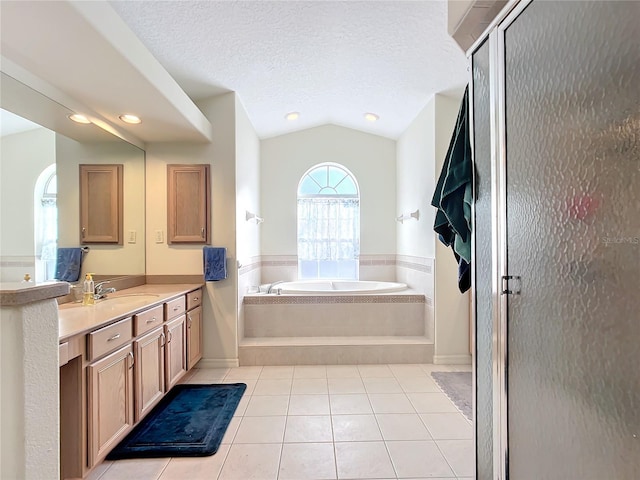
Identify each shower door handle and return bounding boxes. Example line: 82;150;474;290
501;275;521;295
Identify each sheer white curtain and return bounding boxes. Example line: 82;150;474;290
297;197;359;279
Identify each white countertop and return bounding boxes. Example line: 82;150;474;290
58;283;202;341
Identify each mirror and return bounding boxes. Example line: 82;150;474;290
0;73;145;283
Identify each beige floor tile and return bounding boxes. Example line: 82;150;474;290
436;439;475;477
189;368;229;382
389;364;429;378
335;441;396;479
332;414;382;441
328;377;366;394
223;378;257;395
407;392;460;413
368;393;416;414
224;366;263;380
420;413;473;440
252;378;292;395
357;364;394;378
233;394;250;417
99;458;170;480
292;378;329;394
259;365;294;379
288;394;331;415
279;443;337;479
85;460;113;480
221;416;241;444
329;394;373;414
293;365;327;378
376;413;432;441
284;415;333;443
158;445;230;479
218;443;281;480
397;376;441;393
326;365;361;378
244;395;290;416
386;440;455;478
362;377;403;393
233;416;287;443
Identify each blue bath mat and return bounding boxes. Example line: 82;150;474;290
107;383;246;459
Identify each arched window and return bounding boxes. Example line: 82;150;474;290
34;164;57;282
297;163;360;279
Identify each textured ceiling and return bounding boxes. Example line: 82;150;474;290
110;0;468;139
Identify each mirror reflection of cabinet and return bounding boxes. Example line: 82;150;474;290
79;164;123;244
167;164;210;244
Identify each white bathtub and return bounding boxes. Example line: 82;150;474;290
267;280;408;295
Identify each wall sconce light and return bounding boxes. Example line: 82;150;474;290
396;209;420;224
246;211;264;224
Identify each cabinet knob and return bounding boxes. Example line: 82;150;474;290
146;317;158;324
128;351;134;370
82;227;86;239
107;333;121;342
201;228;205;238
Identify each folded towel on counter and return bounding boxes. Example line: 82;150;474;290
54;248;84;282
203;247;227;281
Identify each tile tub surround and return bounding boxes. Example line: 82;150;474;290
90;363;474;480
241;292;432;365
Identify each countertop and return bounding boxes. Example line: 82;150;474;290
58;283;202;342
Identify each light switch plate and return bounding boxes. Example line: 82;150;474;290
155;230;164;244
127;230;136;244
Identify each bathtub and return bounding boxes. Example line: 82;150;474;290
265;280;408;295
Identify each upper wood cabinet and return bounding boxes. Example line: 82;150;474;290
80;164;123;244
167;164;210;244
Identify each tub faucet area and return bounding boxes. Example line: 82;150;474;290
266;281;284;294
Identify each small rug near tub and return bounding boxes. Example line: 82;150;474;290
431;372;472;421
106;383;246;460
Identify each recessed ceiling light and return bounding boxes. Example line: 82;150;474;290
364;113;379;122
285;112;300;121
68;113;91;124
119;114;142;124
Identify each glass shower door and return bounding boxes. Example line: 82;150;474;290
503;1;640;478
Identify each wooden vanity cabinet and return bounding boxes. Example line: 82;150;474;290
167;164;210;244
164;315;187;390
133;326;166;422
79;164;123;244
87;344;134;467
186;288;203;370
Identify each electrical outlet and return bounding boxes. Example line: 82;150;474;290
155;230;164;244
128;230;136;244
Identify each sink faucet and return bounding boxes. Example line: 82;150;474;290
266;281;284;294
94;281;117;300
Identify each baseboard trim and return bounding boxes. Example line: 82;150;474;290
433;354;472;365
197;358;239;368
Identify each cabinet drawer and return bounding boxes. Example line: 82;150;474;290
187;289;202;310
87;317;132;361
134;305;164;336
165;296;186;320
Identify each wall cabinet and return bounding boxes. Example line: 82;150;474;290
79;164;123;244
87;344;134;467
167;164;210;244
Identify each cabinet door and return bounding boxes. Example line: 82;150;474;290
187;305;203;370
134;327;165;422
87;344;134;467
167;164;210;244
164;315;187;390
80;164;123;244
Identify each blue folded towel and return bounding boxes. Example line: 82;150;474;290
203;247;227;281
54;248;84;282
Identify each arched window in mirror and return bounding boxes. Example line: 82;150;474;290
34;164;57;282
297;163;360;279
